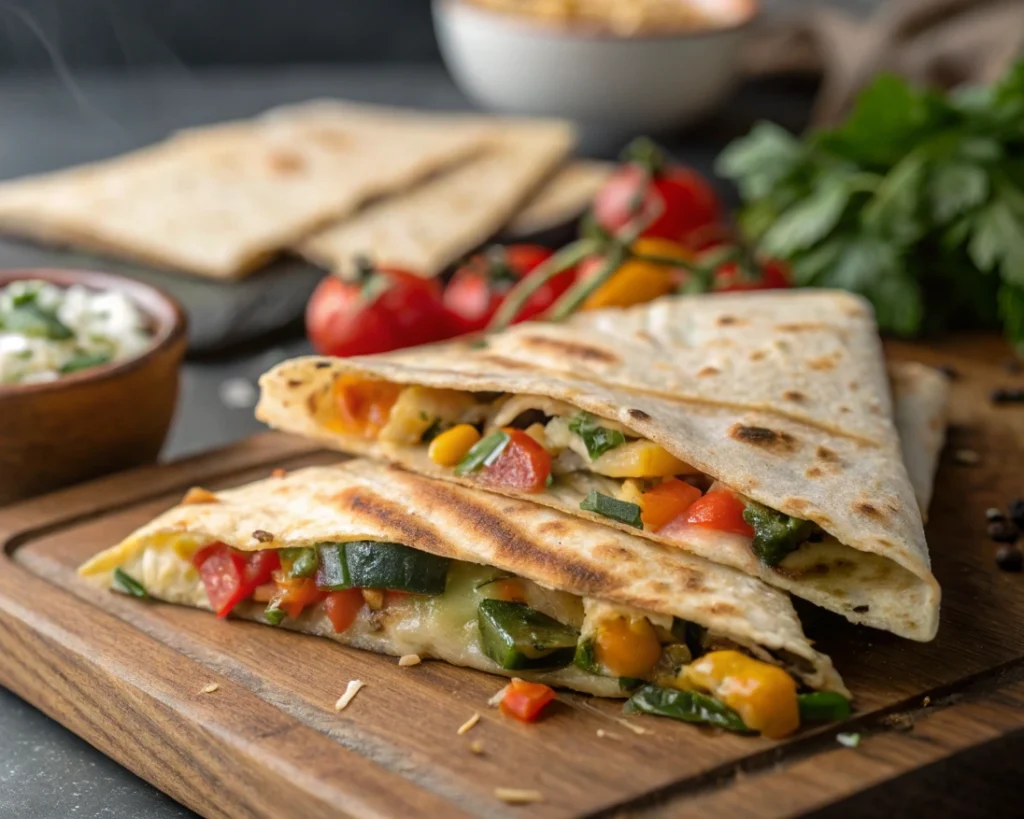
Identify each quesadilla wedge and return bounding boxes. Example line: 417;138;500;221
79;460;847;738
257;292;947;641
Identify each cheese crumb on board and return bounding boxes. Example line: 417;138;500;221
495;788;544;804
334;680;364;711
398;654;422;667
469;740;485;755
596;729;622;740
200;683;219;694
488;684;510;707
457;712;481;735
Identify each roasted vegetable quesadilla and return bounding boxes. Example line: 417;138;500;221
80;460;848;738
257;292;947;641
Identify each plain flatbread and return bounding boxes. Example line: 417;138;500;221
0;102;494;278
257;291;946;641
504;160;614;238
298;120;576;278
79;459;846;697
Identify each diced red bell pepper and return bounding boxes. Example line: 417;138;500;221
477;428;552;493
499;679;556;722
323;588;365;633
682;489;754;537
192;544;281;618
639;478;703;531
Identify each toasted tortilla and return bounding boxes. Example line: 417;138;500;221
298;120;575;279
257;291;947;641
79;459;846;697
503;160;614;238
0;102;493;278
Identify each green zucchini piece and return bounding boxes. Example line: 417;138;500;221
315;543;352;590
742;500;817;567
112;568;148;599
797;691;852;723
281;547;318;578
568;412;626;459
454;430;510;475
580;490;643;529
478;599;579;670
573;639;602;674
345;541;450;594
625;685;749;733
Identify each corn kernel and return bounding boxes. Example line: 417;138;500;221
429;424;482;467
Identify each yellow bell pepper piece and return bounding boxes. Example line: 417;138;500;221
428;424;482;467
582;237;690;311
595;615;663;678
685;650;800;739
590;439;693;478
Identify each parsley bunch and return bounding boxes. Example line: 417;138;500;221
717;60;1024;344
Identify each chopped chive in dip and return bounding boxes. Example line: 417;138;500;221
580;490;643;529
568;412;626;459
454;430;510;475
112;567;149;599
0;280;151;386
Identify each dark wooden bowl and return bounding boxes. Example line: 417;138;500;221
0;269;187;506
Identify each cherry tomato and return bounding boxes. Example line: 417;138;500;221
681;490;754;537
443;244;573;332
323;588;365;633
193;544;281;618
593;141;721;247
713;258;791;293
306;262;458;357
478;428;552;493
499;679;556;722
639;478;703;531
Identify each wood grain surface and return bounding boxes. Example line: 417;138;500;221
1;335;1023;818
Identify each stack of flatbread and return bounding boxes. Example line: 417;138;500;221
0;100;611;280
80;290;948;738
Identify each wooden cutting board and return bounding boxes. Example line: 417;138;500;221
2;336;1024;819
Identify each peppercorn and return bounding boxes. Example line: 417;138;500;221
987;520;1019;543
991;387;1024;404
996;545;1024;573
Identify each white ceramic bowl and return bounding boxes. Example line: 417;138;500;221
433;0;758;134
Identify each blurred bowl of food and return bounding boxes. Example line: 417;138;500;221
0;269;187;506
433;0;758;134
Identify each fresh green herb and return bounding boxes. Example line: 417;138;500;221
545;473;554;488
477;599;579;670
625;685;749;733
59;350;112;374
112;568;148;599
281;547;318;578
742;501;816;567
454;430;510;475
580;490;643;529
798;692;853;723
264;602;286;626
1;303;73;340
568;412;626;459
469;339;489;350
717;59;1024;346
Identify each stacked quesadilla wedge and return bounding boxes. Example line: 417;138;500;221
257;291;947;641
80;459;847;738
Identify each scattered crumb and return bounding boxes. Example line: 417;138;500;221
954;449;980;465
271;468;287;478
469;740;485;755
488;684;510;707
881;713;914;732
494;788;544;805
596;729;622;741
334;680;364;712
200;683;219;694
836;732;861;748
361;588;385;610
922;696;931;707
181;487;218;505
613;717;652;735
252;529;275;544
398;654;421;667
457;712;481;735
219;377;258;409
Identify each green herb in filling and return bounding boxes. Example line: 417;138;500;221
264;602;286;626
568;412;626;459
580;490;643;529
280;547;318;578
112;567;149;598
421;418;450;444
625;684;749;733
573;639;602;674
797;691;852;722
742;500;817;567
454;430;510;475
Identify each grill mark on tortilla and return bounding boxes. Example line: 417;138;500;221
286;379;303;388
331;487;455;558
478;355;530;370
627;409;650;421
806;466;824;478
593;544;638;564
808;355;839;371
518;336;620;365
854;501;883;519
697;366;720;377
776;323;831;332
716;315;739;326
729;424;797;452
783;390;805;402
314;361;332;369
816;446;840;462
